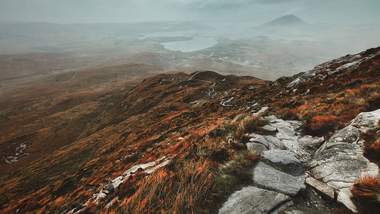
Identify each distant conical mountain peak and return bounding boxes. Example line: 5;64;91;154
264;14;306;26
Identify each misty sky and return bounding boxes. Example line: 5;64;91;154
0;0;380;24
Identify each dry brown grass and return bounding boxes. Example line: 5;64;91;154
365;140;380;162
351;176;380;213
234;116;269;142
352;176;380;201
121;159;215;214
304;114;338;136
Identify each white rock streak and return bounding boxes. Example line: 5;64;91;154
92;156;171;205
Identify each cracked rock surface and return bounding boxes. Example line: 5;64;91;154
218;186;291;214
219;109;380;213
309;109;380;212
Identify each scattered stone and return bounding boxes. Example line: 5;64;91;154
252;106;269;117
92;156;171;205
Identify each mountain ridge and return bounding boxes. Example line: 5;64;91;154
263;14;307;27
0;47;380;213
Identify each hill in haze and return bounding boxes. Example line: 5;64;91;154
263;14;307;27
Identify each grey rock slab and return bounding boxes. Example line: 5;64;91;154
246;142;268;154
284;210;305;214
261;124;278;132
248;134;286;150
262;149;304;176
305;176;335;200
298;135;325;150
218;186;291;214
309;109;380;212
253;162;305;196
350;109;380;131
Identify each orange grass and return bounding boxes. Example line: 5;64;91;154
352;176;380;201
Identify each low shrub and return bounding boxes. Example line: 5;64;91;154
365;140;380;162
351;176;380;213
210;151;259;212
304;114;338;136
122;159;215;214
367;94;380;111
235;116;269;142
221;151;258;177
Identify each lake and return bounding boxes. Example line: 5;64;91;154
161;37;218;52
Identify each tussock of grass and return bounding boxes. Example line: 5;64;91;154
117;146;258;214
304;114;338;136
365;140;380;162
363;123;380;163
209;151;259;212
352;176;380;201
235;116;269;142
121;159;215;214
351;176;380;213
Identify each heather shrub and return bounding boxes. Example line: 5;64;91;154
304;114;338;136
351;176;380;213
365;140;380;162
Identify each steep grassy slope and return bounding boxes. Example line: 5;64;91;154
0;47;379;213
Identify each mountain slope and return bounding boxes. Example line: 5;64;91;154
0;47;379;213
263;14;307;27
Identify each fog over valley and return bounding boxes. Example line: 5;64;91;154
1;1;380;213
0;0;380;81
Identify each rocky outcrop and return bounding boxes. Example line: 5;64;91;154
220;109;380;213
309;109;380;212
287;47;380;89
220;115;321;213
247;116;322;161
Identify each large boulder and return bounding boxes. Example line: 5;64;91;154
218;186;291;214
309;109;380;212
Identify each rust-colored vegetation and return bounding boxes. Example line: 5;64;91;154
365;140;380;162
1;48;380;213
304;115;338;136
351;176;380;213
121;160;215;213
